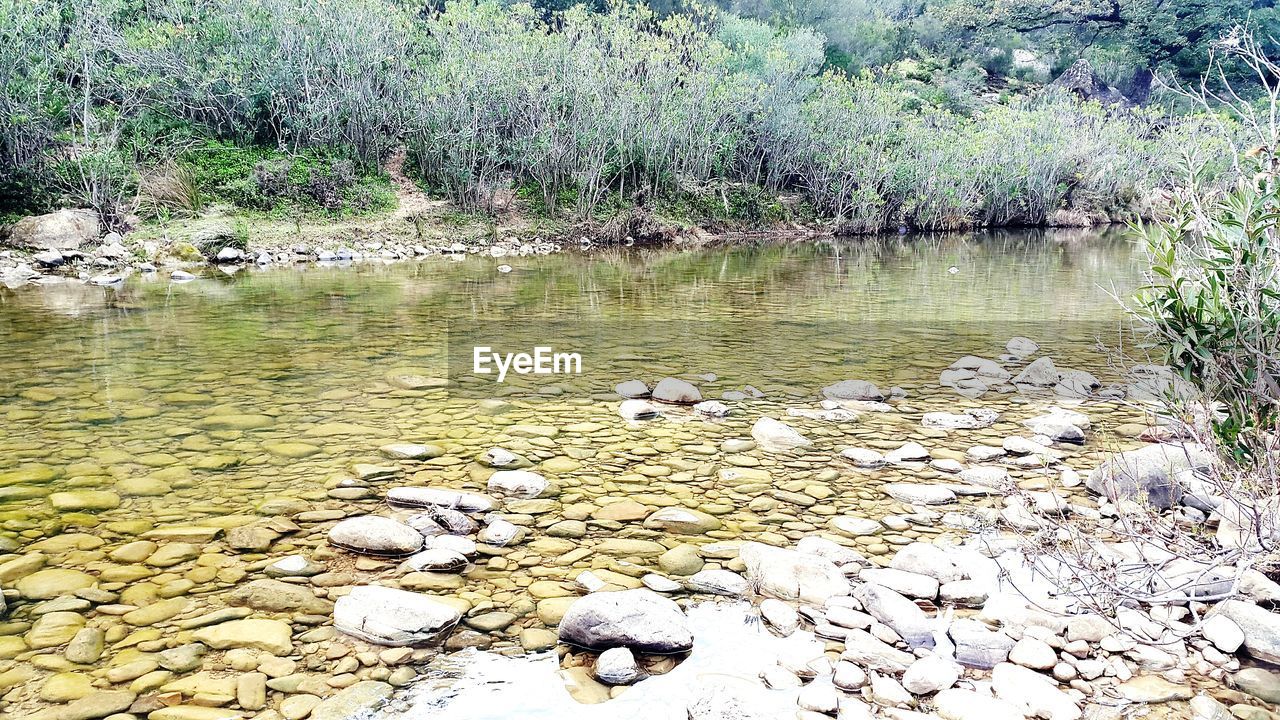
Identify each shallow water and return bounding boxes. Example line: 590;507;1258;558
0;228;1151;718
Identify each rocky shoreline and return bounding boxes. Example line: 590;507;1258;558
0;209;566;292
0;335;1277;720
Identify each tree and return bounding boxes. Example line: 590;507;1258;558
939;0;1277;98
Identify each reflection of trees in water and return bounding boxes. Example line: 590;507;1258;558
0;228;1138;383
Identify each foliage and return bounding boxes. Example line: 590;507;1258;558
0;0;1241;231
181;142;395;216
1134;171;1280;460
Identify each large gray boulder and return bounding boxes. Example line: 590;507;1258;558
333;586;461;646
558;588;693;653
740;541;848;604
6;209;99;250
1086;443;1215;509
1050;59;1133;106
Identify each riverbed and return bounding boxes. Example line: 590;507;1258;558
0;228;1178;719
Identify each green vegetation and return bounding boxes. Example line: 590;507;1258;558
0;0;1269;236
1130;31;1278;472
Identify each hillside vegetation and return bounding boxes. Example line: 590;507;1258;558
0;0;1269;236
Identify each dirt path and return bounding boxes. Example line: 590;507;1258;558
385;146;445;220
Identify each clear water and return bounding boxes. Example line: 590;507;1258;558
0;228;1148;717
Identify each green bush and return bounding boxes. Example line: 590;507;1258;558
1134;169;1280;461
180;142;394;216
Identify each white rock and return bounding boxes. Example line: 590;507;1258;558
821;379;884;401
966;445;1006;462
797;536;866;567
828;516;882;538
1008;637;1057;670
476;518;521;546
940;579;990;606
886;441;930;463
694;400;730;417
860;567;939;599
1014;357;1061;386
594;646;642;685
883;483;955;505
902;654;961;695
486;470;548;498
868;673;913;708
328;516;423;556
890;542;964;582
385;487;497;513
840;448;886;468
334;586;461;646
651;377;701;404
922;409;998;429
619;399;661;420
1217;600;1280;663
958;466;1011;490
950;618;1014;669
934;689;1024;720
854;583;932;648
640;574;682;593
798;679;841;714
688;569;749;596
740;541;849;604
558;589;692;653
751;417;812;453
1201;614;1244;654
614;380;650;398
400;548;467;575
991;662;1082;720
759;598;799;635
1006;337;1039;357
833;661;868;691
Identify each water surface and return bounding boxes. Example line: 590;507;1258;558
0;228;1146;718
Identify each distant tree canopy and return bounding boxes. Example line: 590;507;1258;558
939;0;1278;95
501;0;1279;92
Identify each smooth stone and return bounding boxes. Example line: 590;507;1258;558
334;585;462;646
558;589;693;653
328;516;423;556
193;619;293;655
17;568;97;599
307;681;393;720
594;646;642;685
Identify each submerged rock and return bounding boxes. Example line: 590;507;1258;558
750;417;811;452
821;379;884;401
486;470;548;498
558;589;693;653
334;586;462;646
